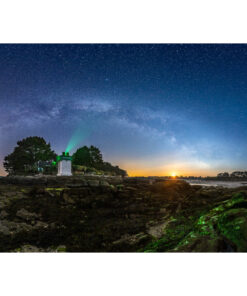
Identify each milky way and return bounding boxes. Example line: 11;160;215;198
1;44;247;176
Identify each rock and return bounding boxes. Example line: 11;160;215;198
147;220;170;239
88;180;100;187
14;222;33;233
46;190;55;197
159;208;167;214
14;245;44;252
0;210;8;219
55;245;67;252
16;209;40;221
100;180;110;187
125;186;137;191
217;208;247;252
112;232;150;250
0;221;11;235
4;176;47;186
0;219;33;235
63;192;76;204
34;221;49;229
174;236;226;252
150;180;193;201
1;179;247;252
2;175;123;187
0;202;5;209
67;183;86;188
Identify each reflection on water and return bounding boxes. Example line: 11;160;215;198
185;179;247;188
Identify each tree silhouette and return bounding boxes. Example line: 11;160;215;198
4;136;56;175
72;145;127;176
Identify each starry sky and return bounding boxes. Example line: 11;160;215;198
1;44;247;177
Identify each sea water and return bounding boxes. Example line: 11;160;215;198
185;179;247;188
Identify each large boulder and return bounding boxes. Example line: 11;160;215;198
150;180;193;201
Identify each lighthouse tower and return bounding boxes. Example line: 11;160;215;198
57;152;72;176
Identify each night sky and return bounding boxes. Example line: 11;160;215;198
1;44;247;176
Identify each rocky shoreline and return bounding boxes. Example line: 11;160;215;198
0;176;247;252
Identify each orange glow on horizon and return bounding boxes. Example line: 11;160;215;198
115;157;218;177
127;168;219;177
117;159;218;177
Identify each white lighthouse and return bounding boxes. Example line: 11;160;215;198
57;152;72;176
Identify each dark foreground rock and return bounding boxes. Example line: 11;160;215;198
1;177;247;252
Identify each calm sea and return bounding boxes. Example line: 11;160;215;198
185;179;247;188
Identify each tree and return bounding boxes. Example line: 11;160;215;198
72;146;91;166
101;162;127;177
88;145;103;168
72;145;127;177
3;136;56;175
72;145;103;168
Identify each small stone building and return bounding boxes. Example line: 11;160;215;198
57;152;72;176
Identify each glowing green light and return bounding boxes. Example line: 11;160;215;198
57;153;72;162
65;125;91;154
